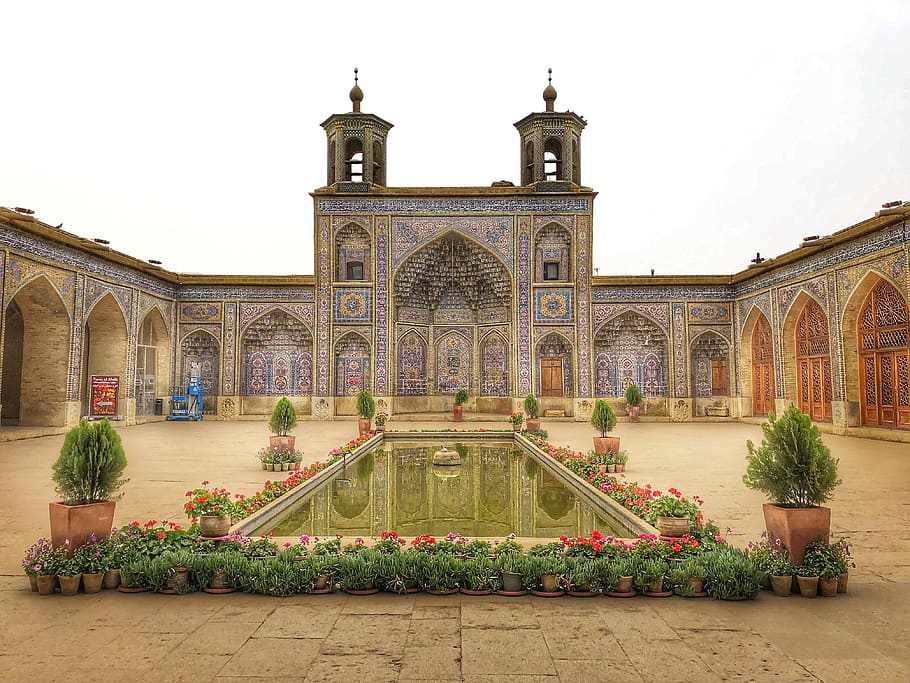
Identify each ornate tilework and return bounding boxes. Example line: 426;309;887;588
5;257;74;315
518;219;531;395
777;276;828;323
335;333;371;396
180;302;222;322
736;293;773;338
126;289;139;400
687;302;731;323
85;277;132;322
532;215;575;235
241;311;313;395
837;250;906;309
67;274;84;401
375;220;389;395
592;312;668;397
240;303;314;331
593;286;734;301
317;216;331;395
535;332;574;397
391;217;514;272
318;197;590;214
178;286;314;301
827;271;843;401
673;303;687;397
222;302;236;395
139;293;173;334
534;288;573;323
397;331;427;395
180;329;221;399
331;215;372;235
480;331;509;396
333;288;372;323
435;333;470;393
592;303;671;335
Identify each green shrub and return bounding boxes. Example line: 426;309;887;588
52;419;128;505
590;399;616;437
743;405;841;507
523;393;540;419
454;389;469;406
624;383;643;407
268;397;297;436
356;390;376;419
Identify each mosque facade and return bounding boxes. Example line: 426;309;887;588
1;78;909;440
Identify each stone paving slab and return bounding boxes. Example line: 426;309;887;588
1;420;909;682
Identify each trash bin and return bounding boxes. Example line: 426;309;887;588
154;398;164;415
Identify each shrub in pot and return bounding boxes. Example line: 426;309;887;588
743;405;841;565
590;399;619;455
50;418;128;554
356;390;375;436
453;389;469;421
268;397;298;450
703;546;761;600
624;383;643;422
523;393;541;431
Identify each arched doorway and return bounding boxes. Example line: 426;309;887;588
83;293;129;418
180;330;220;414
593;312;668;397
241;310;313;397
796;299;833;421
690;331;730;413
2;276;71;426
536;333;574;398
858;279;910;429
135;309;171;418
751;313;776;418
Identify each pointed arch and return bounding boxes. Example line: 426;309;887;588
743;308;775;418
435;331;470;394
480;330;509;396
781;292;832;422
334;331;371;397
82;292;129;418
180;329;220;414
844;275;910;429
2;275;71;426
593;311;668;397
534;222;572;282
690;330;731;399
135;307;172;416
335;222;372;282
241;309;313;396
536;331;574;398
397;330;427;396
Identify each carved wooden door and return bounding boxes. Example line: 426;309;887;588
796;299;833;421
751;314;775;417
540;357;564;397
711;359;728;396
859;280;910;429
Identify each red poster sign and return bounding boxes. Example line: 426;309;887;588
91;375;119;418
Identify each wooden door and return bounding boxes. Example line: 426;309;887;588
859;280;910;429
751;314;775;417
796;299;833;421
711;359;728;396
540;357;564;397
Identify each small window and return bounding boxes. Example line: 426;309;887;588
346;261;364;281
543;261;560;281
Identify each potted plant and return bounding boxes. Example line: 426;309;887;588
52;550;82;596
24;538;63;595
356;390;375;436
268;397;298;450
743;405;841;565
647;493;699;539
527;555;565;595
564;556;598;595
803;540;841;597
635;557;669;595
74;534;108;593
831;536;854;593
613;450;629;473
374;412;388;433
590;399;619;455
453;389;469;421
508;411;523;432
184;482;236;538
703;545;761;600
524;393;541;431
49;418;128;554
767;545;794;597
495;552;526;594
459;556;497;595
624;383;643;422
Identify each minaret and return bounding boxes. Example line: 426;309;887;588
320;68;394;187
514;69;587;187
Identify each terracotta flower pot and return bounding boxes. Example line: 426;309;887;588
28;574;38;592
82;572;104;594
540;574;559;593
269;435;295;451
616;576;634;593
628;406;640;422
526;418;541;432
656;516;691;538
58;574;82;596
36;575;56;595
199;514;231;538
837;573;849;594
762;503;831;566
593;436;620;455
453;405;463;422
818;577;838;597
103;568;121;589
49;501;116;555
358;418;372;436
770;574;792;597
796;575;819;598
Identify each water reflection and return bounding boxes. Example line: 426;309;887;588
267;441;626;539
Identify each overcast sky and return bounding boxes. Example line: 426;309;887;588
3;2;908;276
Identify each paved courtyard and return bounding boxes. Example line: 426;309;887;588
0;418;907;682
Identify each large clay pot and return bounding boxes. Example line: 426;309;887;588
358;418;372;436
540;574;559;593
199;514;231;538
628;406;640;423
49;501;116;555
269;435;296;451
593;436;620;455
837;573;849;594
656;516;691;538
526;418;541;432
453;405;463;422
616;576;634;593
762;503;831;566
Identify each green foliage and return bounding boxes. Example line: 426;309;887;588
564;557;598;592
52;419;128;505
356;390;376;419
803;540;842;579
743;405;841;507
703;546;761;599
460;556;497;591
268;397;298;436
454;389;469;406
624;383;643;407
523;393;540;419
590;399;617;437
633;557;667;591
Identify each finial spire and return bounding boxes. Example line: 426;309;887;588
543;67;557;112
349;66;363;113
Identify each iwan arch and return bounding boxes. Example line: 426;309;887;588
2;77;909;441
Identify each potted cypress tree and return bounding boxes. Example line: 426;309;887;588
49;419;128;554
523;393;541;431
590;399;619;455
743;405;841;565
624;383;643;422
453;389;468;422
268;397;298;451
356;390;375;436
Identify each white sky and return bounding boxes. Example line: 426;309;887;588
3;1;908;276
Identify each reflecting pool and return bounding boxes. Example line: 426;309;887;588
263;440;626;539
